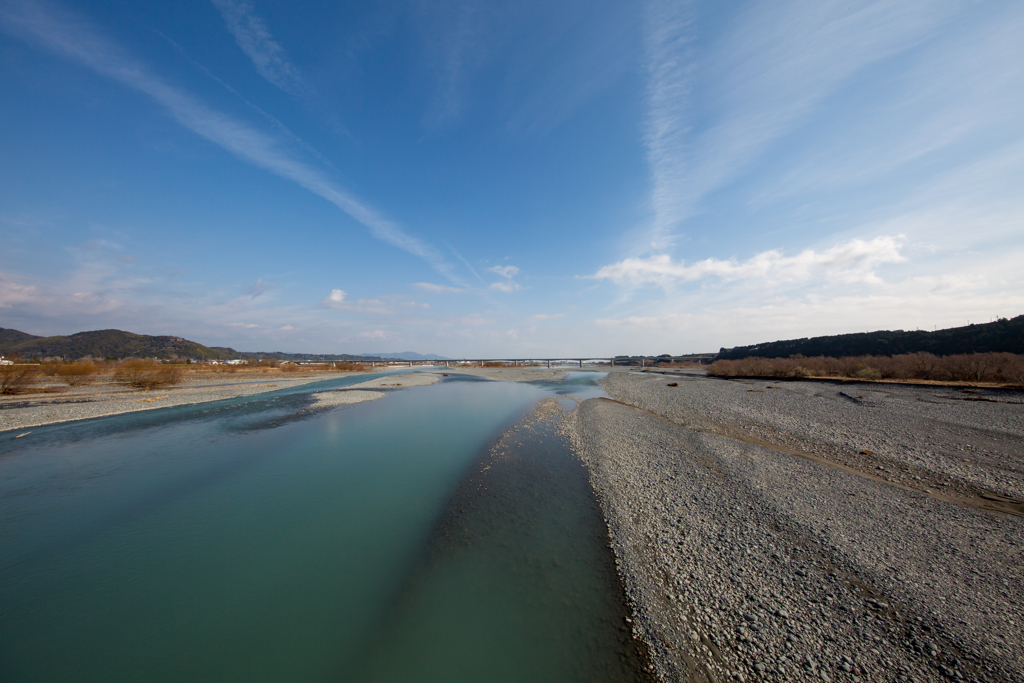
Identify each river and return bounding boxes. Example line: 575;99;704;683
0;371;651;682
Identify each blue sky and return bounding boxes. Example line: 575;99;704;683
1;0;1021;356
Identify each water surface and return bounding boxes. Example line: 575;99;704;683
0;372;646;682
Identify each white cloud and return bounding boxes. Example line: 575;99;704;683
528;313;564;321
358;330;389;342
486;264;521;292
593;236;905;288
415;282;465;293
0;1;461;284
228;322;260;328
588;243;1024;354
211;0;305;97
487;265;519;279
321;289;420;315
0;276;40;309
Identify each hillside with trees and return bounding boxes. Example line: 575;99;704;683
0;327;421;362
0;329;236;361
717;316;1024;360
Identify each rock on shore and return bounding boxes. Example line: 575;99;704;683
563;371;1023;683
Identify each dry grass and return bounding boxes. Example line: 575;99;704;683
183;361;367;375
707;352;1024;388
10;359;369;391
115;360;184;389
58;361;99;386
652;360;709;368
1;363;41;395
333;362;367;371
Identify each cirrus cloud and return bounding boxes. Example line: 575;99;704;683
415;282;465;293
488;265;519;278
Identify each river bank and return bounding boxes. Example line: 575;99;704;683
0;372;367;433
563;371;1024;682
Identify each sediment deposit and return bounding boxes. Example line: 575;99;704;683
564;370;1024;683
0;373;341;433
310;389;385;407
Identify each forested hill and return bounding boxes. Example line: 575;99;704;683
717;315;1024;360
0;328;40;347
0;327;428;362
0;328;236;360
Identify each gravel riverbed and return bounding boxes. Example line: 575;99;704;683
562;370;1024;683
0;373;363;433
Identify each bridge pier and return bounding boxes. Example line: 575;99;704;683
547;360;551;369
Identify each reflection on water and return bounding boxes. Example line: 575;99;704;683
0;372;644;682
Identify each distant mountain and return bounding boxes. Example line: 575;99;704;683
0;327;451;362
0;328;235;360
357;351;451;360
717;315;1024;360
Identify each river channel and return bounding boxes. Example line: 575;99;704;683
0;371;652;682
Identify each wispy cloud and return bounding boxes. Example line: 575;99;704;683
211;0;305;97
489;280;521;293
245;277;274;298
0;0;459;282
593;235;905;288
642;0;962;246
487;265;518;278
321;289;421;314
528;313;563;321
415;282;464;293
484;264;521;292
357;329;389;343
417;0;490;128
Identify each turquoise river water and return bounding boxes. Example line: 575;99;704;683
0;371;652;682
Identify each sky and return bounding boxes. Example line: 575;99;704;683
1;0;1022;357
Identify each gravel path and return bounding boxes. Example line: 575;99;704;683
562;371;1024;683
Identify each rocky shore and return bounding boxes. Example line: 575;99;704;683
563;370;1024;683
